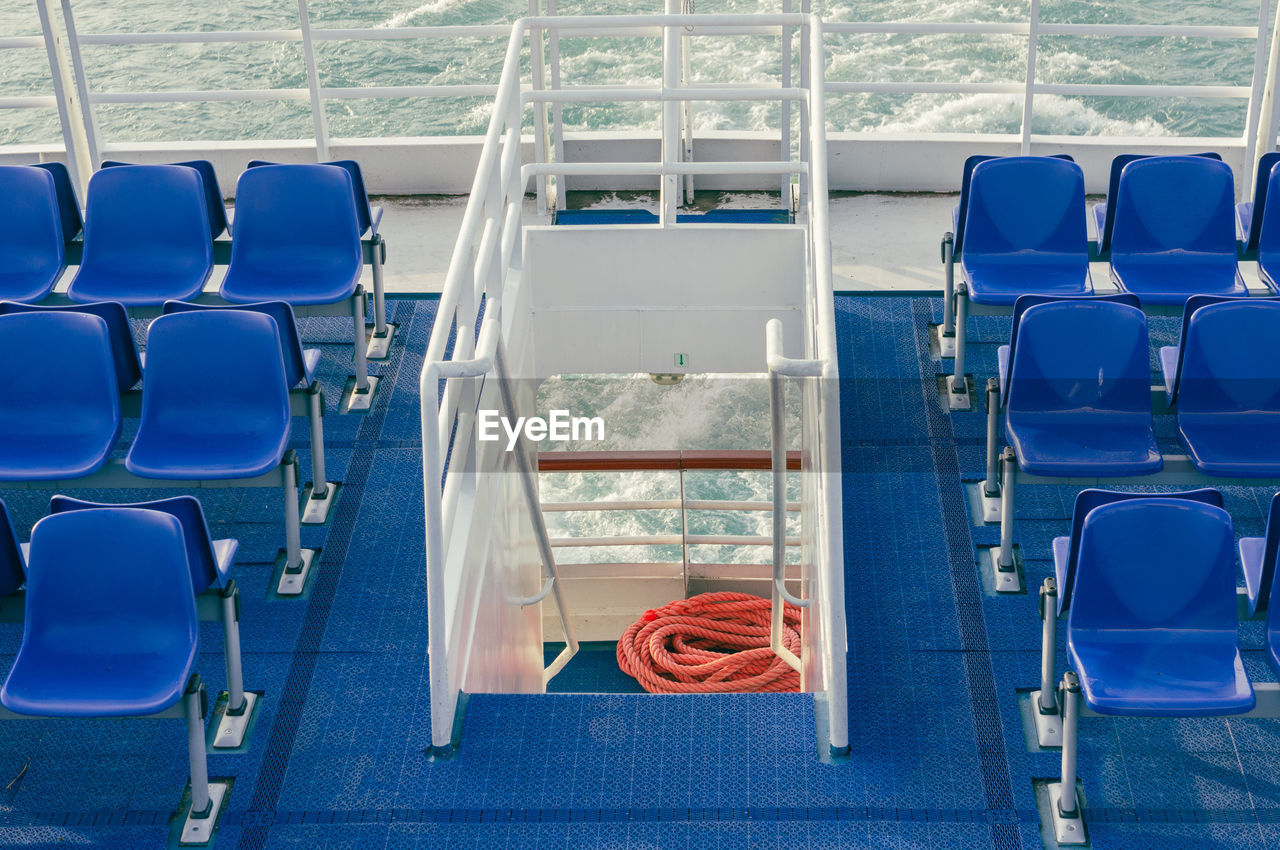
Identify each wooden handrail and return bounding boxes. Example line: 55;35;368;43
537;449;802;472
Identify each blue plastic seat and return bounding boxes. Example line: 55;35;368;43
50;495;237;594
0;166;66;303
248;158;379;236
1239;152;1280;249
0;312;121;480
1004;301;1161;476
951;154;1074;250
0;500;24;599
162;299;319;387
0;508;199;717
1051;488;1223;615
1068;498;1253;716
1251;163;1280;292
102;159;228;239
959;157;1091;306
0;300;142;391
1155;294;1243;400
126;310;291;480
1240;492;1280;619
31;161;83;242
996;293;1139;400
220;164;363;306
1092;151;1223;254
67;164;213;306
1175;300;1280;476
1109;156;1249;305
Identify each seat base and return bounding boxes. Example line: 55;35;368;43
343;375;380;413
210;690;260;750
365;322;397;360
277;547;317;597
180;780;228;846
1027;689;1063;748
984;546;1023;594
301;481;340;525
1045;782;1088;846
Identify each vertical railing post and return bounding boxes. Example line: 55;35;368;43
529;0;550;214
1020;0;1040;155
681;0;695;205
678;468;689;595
661;0;681;224
57;0;100;170
780;0;792;205
37;0;93;195
1254;0;1280;185
546;0;566;210
297;0;330;162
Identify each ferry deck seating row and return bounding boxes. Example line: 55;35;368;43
0;309;316;593
0;159;392;411
0;507;234;843
0;297;337;524
941;153;1271;408
1023;497;1280;845
979;297;1280;593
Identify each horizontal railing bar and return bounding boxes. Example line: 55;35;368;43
78;30;304;45
310;26;513;41
549;535;801;547
538;450;802;472
826;81;1025;95
89;89;310;104
0;36;45;48
524;86;808;103
822;22;1256;39
1037;24;1257;39
526;160;806;176
1033;83;1252;98
0;96;57;109
322;85;500;99
540;499;801;512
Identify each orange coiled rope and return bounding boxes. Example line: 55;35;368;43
616;591;802;693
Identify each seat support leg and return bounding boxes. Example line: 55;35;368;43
365;234;395;360
211;581;258;750
946;284;970;409
1047;671;1087;845
998;448;1016;570
345;292;379;412
940;233;956;357
278;455;317;596
984;377;1001;499
180;676;227;845
302;384;338;524
1030;577;1063;747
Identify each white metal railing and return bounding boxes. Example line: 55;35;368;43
417;12;845;753
9;2;1280;197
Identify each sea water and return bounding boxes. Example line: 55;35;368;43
0;0;1265;145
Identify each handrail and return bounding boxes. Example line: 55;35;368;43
538;449;802;471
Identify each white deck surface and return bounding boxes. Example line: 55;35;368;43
352;191;1274;295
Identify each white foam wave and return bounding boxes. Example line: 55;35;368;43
376;0;466;29
875;92;1167;136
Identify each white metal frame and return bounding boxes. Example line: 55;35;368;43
418;12;847;755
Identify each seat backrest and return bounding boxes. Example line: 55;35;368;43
1245;151;1280;252
1254;162;1280;280
1167;294;1255;404
1003;292;1141;407
162;299;309;387
30;161;82;242
1110;156;1236;267
80;165;213;287
17;508;197;662
227;164;362;281
141;310;290;435
954;153;1073;253
1099;151;1222;253
963;156;1088;268
0;300;142;391
0;166;65;301
248;158;373;235
49;494;220;595
1059;488;1223;610
1175;300;1280;418
102;159;227;239
1069;499;1238;644
0;499;24;597
0;311;120;449
1006;300;1151;422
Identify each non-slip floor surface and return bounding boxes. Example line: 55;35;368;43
1;295;1276;848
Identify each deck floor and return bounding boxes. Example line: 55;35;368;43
1;295;1277;848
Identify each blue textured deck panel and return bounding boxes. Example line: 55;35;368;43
0;294;1276;847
